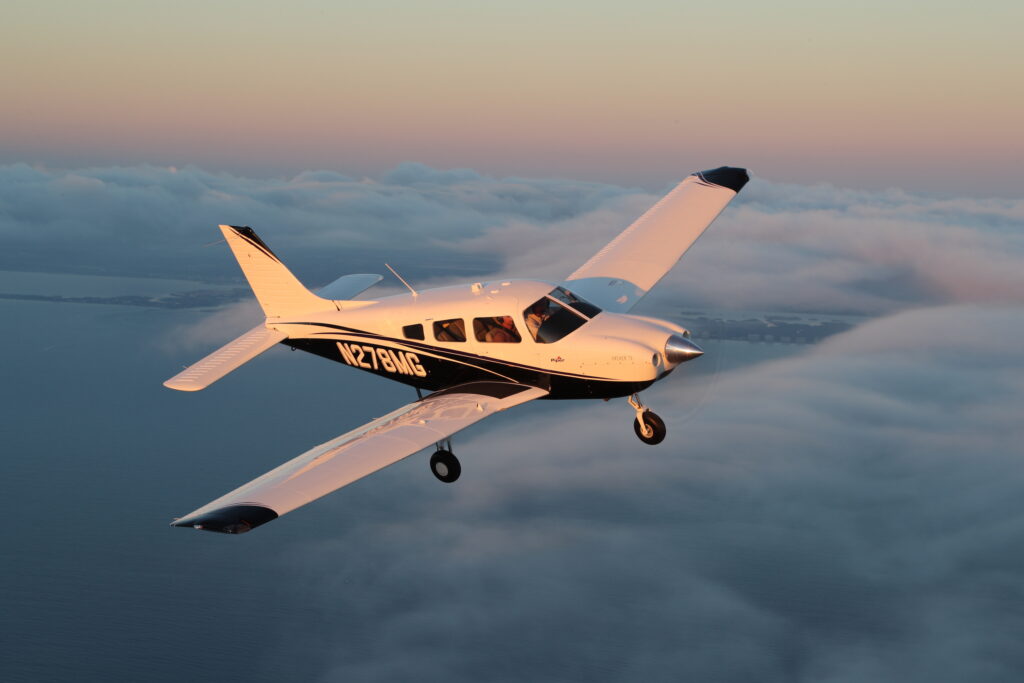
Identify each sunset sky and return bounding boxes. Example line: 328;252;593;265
3;0;1022;193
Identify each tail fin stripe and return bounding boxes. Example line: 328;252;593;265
232;226;280;262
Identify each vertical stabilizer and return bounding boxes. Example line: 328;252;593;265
219;225;331;317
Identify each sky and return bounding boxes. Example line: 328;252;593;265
2;0;1023;193
3;2;1024;682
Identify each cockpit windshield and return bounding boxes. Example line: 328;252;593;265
522;287;602;343
548;286;602;318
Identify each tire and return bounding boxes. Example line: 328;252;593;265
429;450;461;483
633;411;666;445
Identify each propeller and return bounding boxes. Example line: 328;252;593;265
670;336;729;425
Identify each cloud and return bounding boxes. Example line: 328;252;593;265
473;180;1024;315
0;162;627;286
156;299;265;352
14;162;1016;679
3;163;1020;317
268;305;1024;682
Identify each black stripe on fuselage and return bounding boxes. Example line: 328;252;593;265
426;381;536;400
283;324;653;400
290;321;611;382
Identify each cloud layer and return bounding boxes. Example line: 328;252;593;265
4;162;1021;681
274;305;1024;682
3;163;1023;317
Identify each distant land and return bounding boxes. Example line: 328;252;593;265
0;288;250;309
681;311;853;344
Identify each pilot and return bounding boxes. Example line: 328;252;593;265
525;300;550;340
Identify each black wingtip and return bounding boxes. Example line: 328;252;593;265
171;504;279;534
695;167;749;193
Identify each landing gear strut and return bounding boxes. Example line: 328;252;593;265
629;394;666;445
429;438;461;483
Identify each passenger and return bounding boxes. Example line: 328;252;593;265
485;316;519;343
436;319;465;342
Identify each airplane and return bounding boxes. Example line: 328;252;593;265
164;166;749;534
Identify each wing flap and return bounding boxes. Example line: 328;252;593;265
565;167;748;312
163;324;286;392
172;382;548;533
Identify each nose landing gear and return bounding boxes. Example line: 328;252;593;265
429;438;461;483
629;394;666;445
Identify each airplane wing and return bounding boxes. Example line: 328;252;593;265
563;166;748;312
172;381;548;533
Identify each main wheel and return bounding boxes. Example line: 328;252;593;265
633;411;666;445
429;449;461;483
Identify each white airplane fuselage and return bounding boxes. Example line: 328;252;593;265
272;279;696;399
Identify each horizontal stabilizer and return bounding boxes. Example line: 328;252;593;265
164;325;286;392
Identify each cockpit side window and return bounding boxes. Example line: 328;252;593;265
402;323;424;340
473;316;521;343
433;318;466;342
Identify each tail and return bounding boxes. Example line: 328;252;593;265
219;225;332;318
164;225;382;392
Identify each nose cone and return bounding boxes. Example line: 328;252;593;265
665;335;704;365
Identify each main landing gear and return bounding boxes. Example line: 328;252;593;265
629;394;666;445
416;388;462;483
430;438;461;483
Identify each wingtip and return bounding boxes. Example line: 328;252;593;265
163;378;203;392
171;504;279;534
695;167;750;193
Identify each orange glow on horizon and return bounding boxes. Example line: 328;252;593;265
2;1;1021;192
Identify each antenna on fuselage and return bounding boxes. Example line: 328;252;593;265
385;263;418;298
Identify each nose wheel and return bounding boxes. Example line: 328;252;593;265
629;394;666;445
429;439;461;483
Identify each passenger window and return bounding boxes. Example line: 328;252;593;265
402;324;424;340
433;318;466;342
473;316;521;343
